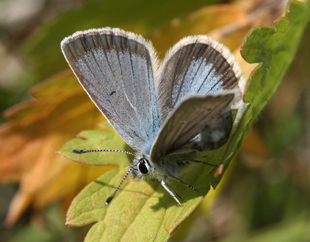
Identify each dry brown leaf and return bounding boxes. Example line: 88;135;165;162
0;71;111;226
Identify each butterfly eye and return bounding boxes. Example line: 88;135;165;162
138;160;148;174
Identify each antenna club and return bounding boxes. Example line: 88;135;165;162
105;196;114;206
72;149;86;153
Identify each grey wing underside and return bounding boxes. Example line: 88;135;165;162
157;35;242;123
150;93;235;161
61;28;160;151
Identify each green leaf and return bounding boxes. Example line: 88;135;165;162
59;1;310;241
242;1;310;120
61;125;221;241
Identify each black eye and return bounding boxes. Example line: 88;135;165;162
138;161;148;174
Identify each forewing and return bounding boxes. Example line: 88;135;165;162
61;28;160;151
150;92;235;161
157;35;243;122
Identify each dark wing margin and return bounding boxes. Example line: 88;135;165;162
156;35;244;123
61;28;160;151
150;92;235;162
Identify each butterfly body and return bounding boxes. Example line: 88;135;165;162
131;152;190;181
61;27;244;205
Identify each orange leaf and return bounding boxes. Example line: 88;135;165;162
0;71;108;226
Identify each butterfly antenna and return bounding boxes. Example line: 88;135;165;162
72;149;135;156
105;167;133;206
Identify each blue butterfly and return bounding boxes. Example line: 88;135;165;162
61;27;243;205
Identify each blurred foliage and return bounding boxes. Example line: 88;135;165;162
0;0;309;241
23;0;222;82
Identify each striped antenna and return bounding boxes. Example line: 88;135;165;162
72;149;135;205
72;149;135;156
105;167;133;206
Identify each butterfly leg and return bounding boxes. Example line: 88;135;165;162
186;159;217;167
166;173;199;192
161;175;183;206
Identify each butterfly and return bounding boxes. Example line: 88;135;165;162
61;27;243;206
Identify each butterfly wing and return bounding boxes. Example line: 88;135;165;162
156;35;243;122
61;28;160;151
150;92;235;161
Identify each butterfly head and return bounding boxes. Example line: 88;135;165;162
129;153;155;180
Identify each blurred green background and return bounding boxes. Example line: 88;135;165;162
0;0;309;241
